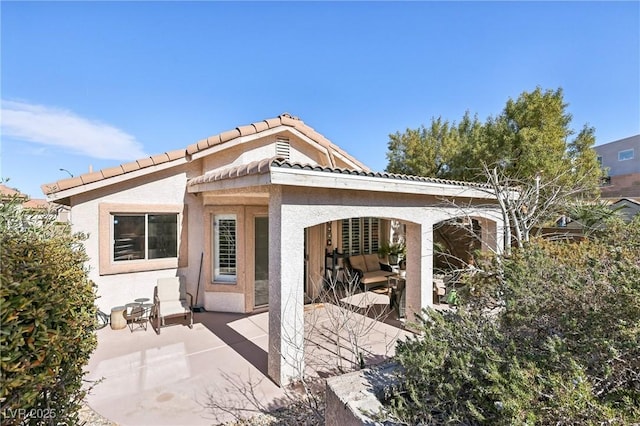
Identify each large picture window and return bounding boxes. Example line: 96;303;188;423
214;214;237;282
342;217;379;256
113;214;178;261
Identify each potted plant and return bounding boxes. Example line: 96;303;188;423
379;242;406;266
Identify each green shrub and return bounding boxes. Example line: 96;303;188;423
387;217;640;424
1;197;97;425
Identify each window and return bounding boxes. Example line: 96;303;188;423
113;214;178;262
342;217;379;256
214;214;237;282
618;149;634;161
596;155;603;167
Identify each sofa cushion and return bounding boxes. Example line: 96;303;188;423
361;270;392;285
364;254;381;272
349;255;367;273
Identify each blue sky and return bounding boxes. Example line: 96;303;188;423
2;1;639;199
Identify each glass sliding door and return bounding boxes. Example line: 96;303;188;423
254;216;269;307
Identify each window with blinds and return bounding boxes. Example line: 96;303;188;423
214;214;237;282
342;217;379;255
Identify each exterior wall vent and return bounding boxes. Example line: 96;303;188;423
276;139;291;160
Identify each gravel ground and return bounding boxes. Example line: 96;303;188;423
221;395;324;426
79;402;118;426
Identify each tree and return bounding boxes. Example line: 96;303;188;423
385;87;601;193
1;193;97;425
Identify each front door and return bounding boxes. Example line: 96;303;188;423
254;216;269;308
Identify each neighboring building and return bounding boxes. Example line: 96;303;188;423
609;198;640;222
0;183;69;221
595;135;640;198
42;113;504;385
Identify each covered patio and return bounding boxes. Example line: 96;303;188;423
189;159;504;386
85;306;413;425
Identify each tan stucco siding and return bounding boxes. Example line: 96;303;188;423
69;161;204;313
201;134;325;174
201;204;268;313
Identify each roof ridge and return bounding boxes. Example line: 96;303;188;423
42;113;367;196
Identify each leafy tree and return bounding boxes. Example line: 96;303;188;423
386;87;601;193
1;194;97;425
385;216;640;424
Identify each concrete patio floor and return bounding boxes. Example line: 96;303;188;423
85;302;414;425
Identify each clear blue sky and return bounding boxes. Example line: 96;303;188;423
2;1;639;199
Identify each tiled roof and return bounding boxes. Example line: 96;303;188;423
0;184;51;210
0;184;21;198
41;113;367;196
188;158;491;189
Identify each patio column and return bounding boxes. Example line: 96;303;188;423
268;188;305;386
404;221;433;323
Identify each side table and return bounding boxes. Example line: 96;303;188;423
110;306;127;330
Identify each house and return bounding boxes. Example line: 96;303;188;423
42;113;504;385
0;183;69;222
595;135;640;198
609;197;640;222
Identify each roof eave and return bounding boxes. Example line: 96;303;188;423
45;157;189;203
269;167;497;199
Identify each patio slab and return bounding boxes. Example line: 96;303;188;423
85;307;412;425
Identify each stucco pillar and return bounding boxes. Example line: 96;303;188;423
268;188;305;386
404;221;433;323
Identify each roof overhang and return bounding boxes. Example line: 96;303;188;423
188;161;499;200
46;157;190;205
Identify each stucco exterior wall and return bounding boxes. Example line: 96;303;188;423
267;185;503;384
595;135;640;176
69;162;204;313
201;133;323;173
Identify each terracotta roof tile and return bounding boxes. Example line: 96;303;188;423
237;125;256;137
150;153;170;165
0;184;21;197
57;177;84;191
279;114;298;127
197;138;209;150
42;113;368;196
137;158;154;168
81;171;105;185
252;121;269;132
23;198;50;209
167;149;185;161
264;117;281;128
122;161;140;173
187;158;490;190
186;143;199;155
102;166;125;179
219;128;241;143
207;134;221;146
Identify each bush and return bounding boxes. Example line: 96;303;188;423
1;197;97;425
387;217;640;424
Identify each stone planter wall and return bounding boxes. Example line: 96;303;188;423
325;363;402;426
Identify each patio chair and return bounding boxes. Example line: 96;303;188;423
154;276;193;334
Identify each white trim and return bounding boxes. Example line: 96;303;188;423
269;167;499;199
618;148;635;161
213;214;237;283
46;157;189;202
189;166;503;199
